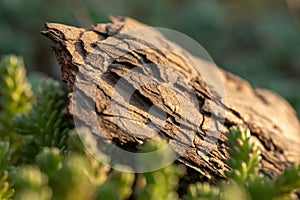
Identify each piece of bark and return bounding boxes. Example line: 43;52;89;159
42;16;300;181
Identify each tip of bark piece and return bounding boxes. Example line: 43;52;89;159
43;22;71;32
42;22;85;42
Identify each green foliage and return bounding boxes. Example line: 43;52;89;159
15;147;98;200
134;165;185;200
0;55;33;146
225;126;261;184
0;141;14;200
132;138;185;200
247;177;274;200
50;153;95;200
183;126;300;200
35;148;62;179
96;169;134;200
13;166;52;200
12;79;72;163
185;182;220;200
220;183;250;200
274;165;300;199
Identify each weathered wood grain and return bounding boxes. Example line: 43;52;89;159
42;16;300;181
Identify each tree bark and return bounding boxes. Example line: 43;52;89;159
42;16;300;181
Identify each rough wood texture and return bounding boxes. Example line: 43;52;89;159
42;16;300;181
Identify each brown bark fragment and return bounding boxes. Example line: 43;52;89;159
42;16;300;181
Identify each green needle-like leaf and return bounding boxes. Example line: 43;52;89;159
225;126;261;185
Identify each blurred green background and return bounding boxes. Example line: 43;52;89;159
0;0;299;117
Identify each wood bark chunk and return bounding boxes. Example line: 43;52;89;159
42;16;300;181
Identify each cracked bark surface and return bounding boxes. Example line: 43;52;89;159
42;16;300;181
